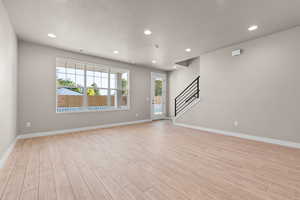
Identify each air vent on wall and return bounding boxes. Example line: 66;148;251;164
232;49;242;56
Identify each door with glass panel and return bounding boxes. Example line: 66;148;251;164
151;72;167;120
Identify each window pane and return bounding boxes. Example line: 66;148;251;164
88;88;109;110
86;70;94;76
67;67;76;74
95;71;101;77
56;67;65;74
56;87;84;112
56;60;85;89
110;78;116;89
94;77;101;87
76;75;84;87
121;90;128;107
87;76;94;87
66;62;76;74
154;103;163;114
110;89;128;108
121;72;128;91
86;65;94;76
56;59;85;113
155;79;163;96
56;73;66;81
102;77;108;88
154;79;163;114
99;89;108;95
102;72;108;78
57;77;77;87
76;67;84;76
110;89;117;107
121;72;128;80
109;70;129;108
110;73;116;79
86;65;108;88
66;74;76;83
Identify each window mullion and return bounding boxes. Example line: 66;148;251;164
75;64;77;86
64;61;67;80
116;73;122;108
108;69;111;107
83;64;88;110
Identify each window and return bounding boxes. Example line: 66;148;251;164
56;58;129;113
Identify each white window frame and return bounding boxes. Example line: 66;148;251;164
56;57;130;114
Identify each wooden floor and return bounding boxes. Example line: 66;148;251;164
1;120;300;200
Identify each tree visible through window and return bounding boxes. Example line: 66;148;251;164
56;58;129;113
155;80;162;96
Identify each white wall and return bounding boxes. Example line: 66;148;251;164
175;27;300;143
0;1;18;158
168;58;200;116
18;41;166;135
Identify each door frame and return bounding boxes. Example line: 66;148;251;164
150;72;167;120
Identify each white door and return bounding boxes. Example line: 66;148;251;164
151;72;167;120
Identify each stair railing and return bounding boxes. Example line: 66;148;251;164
175;76;200;116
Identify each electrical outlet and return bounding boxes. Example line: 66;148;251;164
135;113;139;117
234;121;238;127
26;122;31;128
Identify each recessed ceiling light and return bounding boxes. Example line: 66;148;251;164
152;60;157;64
144;29;152;35
113;50;119;54
185;48;191;52
173;65;177;69
248;25;258;31
47;33;57;38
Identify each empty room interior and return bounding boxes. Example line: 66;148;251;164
1;0;300;199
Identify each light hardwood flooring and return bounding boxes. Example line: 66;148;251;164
1;120;300;200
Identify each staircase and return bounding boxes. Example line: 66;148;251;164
175;76;200;117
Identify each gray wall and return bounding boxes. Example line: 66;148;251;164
168;58;200;117
18;41;166;135
0;1;18;158
175;27;300;143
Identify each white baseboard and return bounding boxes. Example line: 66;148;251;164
174;122;300;149
18;119;152;140
0;138;17;168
